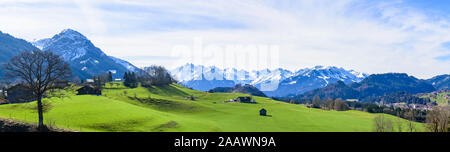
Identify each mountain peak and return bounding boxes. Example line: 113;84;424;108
311;65;342;70
56;28;87;40
61;28;77;33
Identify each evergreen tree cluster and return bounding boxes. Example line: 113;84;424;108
123;71;138;88
90;71;114;89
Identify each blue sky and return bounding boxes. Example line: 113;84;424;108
0;0;449;78
406;0;450;14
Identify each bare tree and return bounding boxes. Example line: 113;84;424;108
396;113;403;132
141;65;174;86
385;119;394;132
374;115;386;132
71;77;81;84
312;95;321;108
425;106;450;132
374;114;396;132
405;110;417;132
333;98;350;111
4;50;71;130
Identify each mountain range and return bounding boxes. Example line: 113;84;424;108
170;64;368;97
1;29;449;98
297;73;437;101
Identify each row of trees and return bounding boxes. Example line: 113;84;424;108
123;72;138;88
309;96;350;111
141;66;174;86
361;92;432;105
280;95;449;132
122;65;174;88
374;106;449;132
425;106;450;132
83;66;175;89
93;71;114;88
373;114;417;132
278;96;435;123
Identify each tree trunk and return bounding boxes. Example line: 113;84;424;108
37;96;44;131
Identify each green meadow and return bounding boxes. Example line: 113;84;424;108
0;82;425;132
422;92;450;106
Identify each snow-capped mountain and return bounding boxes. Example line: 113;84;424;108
171;64;236;91
250;68;294;92
265;66;368;97
32;29;138;79
170;64;368;97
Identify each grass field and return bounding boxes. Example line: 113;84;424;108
0;82;425;132
421;92;450;105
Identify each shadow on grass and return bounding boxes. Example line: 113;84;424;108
146;85;190;97
127;96;200;113
83;119;149;132
152;121;178;132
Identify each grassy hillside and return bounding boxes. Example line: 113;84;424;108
0;82;425;132
421;92;450;106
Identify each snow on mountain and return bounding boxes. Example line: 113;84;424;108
33;29;93;61
170;64;236;91
32;29;138;79
109;56;138;72
266;66;368;97
171;64;368;96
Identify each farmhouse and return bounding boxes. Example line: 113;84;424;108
5;84;35;103
52;80;70;89
236;97;252;103
345;99;359;102
77;85;102;96
260;108;267;116
0;98;7;105
85;79;95;83
0;89;4;98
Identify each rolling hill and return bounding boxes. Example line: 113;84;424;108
208;84;267;97
420;90;450;105
0;82;424;132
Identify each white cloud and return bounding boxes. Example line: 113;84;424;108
0;0;449;79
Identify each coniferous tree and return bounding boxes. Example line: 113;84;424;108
123;72;128;81
123;71;138;88
107;71;113;82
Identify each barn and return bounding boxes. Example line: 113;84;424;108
260;108;267;116
5;84;35;103
77;85;102;96
236;97;252;103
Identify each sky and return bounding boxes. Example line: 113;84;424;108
0;0;449;79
